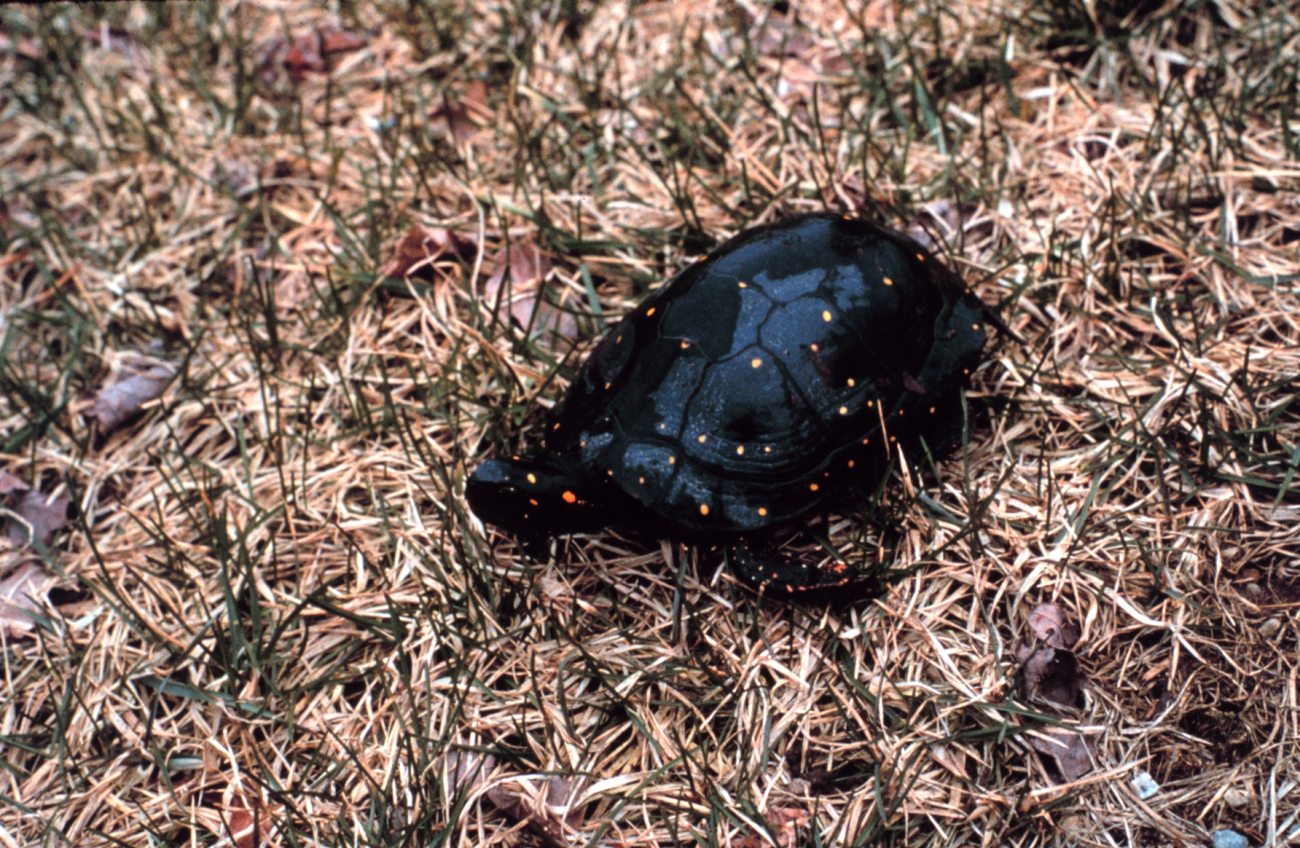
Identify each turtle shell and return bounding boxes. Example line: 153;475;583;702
539;212;988;535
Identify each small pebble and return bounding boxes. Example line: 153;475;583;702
1131;771;1159;799
1211;829;1249;848
1259;618;1282;639
1223;787;1250;808
1244;582;1262;599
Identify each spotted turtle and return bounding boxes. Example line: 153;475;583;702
467;213;992;600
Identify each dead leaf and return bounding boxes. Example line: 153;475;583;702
461;78;491;123
441;750;497;795
318;28;367;55
258;27;367;88
1022;646;1086;708
1027;602;1081;649
483;242;580;347
0;471;29;496
0;561;55;637
485;774;587;848
1028;729;1095;783
380;224;475;286
91;363;174;433
0;32;41;59
6;488;72;549
906;200;977;252
729;806;810;848
223;788;281;848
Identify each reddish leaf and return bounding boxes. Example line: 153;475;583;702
1022;646;1086;708
0;561;55;637
92;363;174;433
380;225;475;286
485;775;587;848
7;489;72;549
441;750;497;795
483;243;579;347
1028;729;1095;783
0;471;29;496
1026;602;1081;649
318;28;367;55
461;79;491;122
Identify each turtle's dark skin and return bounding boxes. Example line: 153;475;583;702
467;213;992;601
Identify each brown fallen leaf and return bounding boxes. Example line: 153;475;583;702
258;27;368;88
483;242;580;347
729;806;811;848
1026;602;1081;649
441;750;498;796
6;487;72;549
1027;728;1096;783
91;362;174;433
485;774;587;848
0;471;28;496
379;224;475;286
0;560;55;637
1022;646;1086;708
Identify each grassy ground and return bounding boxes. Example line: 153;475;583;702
1;1;1298;846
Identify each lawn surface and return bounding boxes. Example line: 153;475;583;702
1;1;1298;846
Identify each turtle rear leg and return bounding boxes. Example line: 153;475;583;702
725;537;884;603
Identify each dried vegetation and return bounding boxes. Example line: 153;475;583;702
1;0;1298;846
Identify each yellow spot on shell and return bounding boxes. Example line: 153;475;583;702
738;281;747;288
700;504;709;516
964;368;970;374
512;455;521;461
668;456;676;465
604;382;611;389
553;423;561;430
810;483;819;491
562;491;577;503
839;406;848;415
639;477;645;484
527;474;537;484
847;378;855;387
736;446;744;455
758;507;768;516
973;323;980;330
810;343;819;352
697;434;707;443
883;277;893;286
930;407;936;413
681;341;690;348
646;307;656;316
751;358;762;368
822;310;832;322
765;446;772;453
862;438;869;445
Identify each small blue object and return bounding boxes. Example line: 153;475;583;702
1211;829;1249;848
1130;771;1159;799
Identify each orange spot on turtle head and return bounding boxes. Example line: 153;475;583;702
562;491;577;503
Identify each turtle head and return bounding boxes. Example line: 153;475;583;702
466;454;611;537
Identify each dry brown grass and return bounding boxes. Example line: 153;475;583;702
1;1;1298;846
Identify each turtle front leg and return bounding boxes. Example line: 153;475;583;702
725;537;885;602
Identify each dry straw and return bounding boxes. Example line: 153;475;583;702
0;0;1296;846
